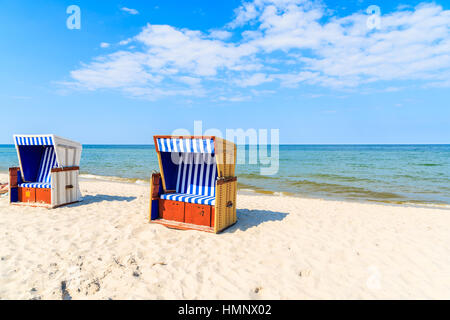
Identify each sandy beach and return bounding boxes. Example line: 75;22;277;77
0;172;449;300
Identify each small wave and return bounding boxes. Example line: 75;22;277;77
239;173;278;180
303;173;375;183
237;182;276;195
237;182;293;197
238;180;450;207
288;179;404;200
79;174;148;185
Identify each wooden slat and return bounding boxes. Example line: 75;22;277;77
217;176;237;185
156;151;167;191
9;167;19;188
154;135;216;140
11;202;51;209
151;219;215;233
51;166;79;173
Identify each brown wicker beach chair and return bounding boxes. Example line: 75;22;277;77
149;136;237;233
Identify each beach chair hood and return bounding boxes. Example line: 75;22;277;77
156;137;215;154
14;134;82;182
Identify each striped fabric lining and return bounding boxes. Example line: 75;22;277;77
160;193;215;206
160;153;217;206
15;135;53;146
19;182;51;189
37;147;58;184
157;138;214;154
176;153;217;197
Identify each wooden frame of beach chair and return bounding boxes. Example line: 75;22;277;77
149;136;237;233
9;134;83;209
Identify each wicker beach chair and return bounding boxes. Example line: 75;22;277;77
150;136;237;233
9;134;82;208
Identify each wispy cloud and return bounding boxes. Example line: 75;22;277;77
100;42;110;48
119;38;132;46
121;7;139;15
218;95;251;102
65;1;450;101
235;73;273;87
208;30;233;40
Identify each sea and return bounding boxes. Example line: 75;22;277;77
1;144;449;206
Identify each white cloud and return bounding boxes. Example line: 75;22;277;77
227;1;260;28
100;42;110;48
65;1;450;101
218;95;251;102
70;51;161;90
119;38;132;46
124;86;206;101
177;76;202;86
121;7;139;15
235;73;273;87
133;24;258;77
209;30;233;40
244;1;450;88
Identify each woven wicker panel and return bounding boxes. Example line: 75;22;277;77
230;180;237;224
223;144;236;177
214;179;237;233
214;181;226;232
227;180;237;226
215;138;236;178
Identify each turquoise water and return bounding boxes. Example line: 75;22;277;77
1;144;449;205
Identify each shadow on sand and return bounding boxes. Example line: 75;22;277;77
66;194;137;207
223;208;289;233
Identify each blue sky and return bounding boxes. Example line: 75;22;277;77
1;0;449;144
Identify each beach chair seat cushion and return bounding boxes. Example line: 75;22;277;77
18;182;51;189
160;193;215;206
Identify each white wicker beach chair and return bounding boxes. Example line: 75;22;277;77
9;134;82;208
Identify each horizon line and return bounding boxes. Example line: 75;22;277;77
1;143;449;146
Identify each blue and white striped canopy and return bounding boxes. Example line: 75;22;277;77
14;135;54;146
156;138;215;154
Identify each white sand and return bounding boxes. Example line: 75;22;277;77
0;173;449;300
